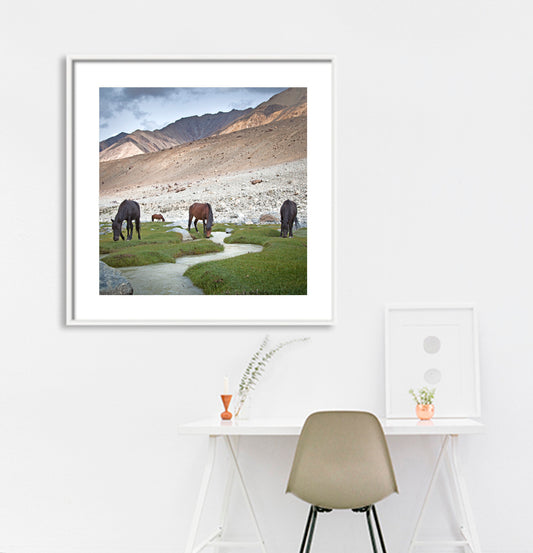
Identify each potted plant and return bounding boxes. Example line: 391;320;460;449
409;386;436;420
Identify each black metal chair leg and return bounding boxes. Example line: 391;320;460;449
365;508;378;553
371;505;388;553
304;506;318;553
299;506;314;553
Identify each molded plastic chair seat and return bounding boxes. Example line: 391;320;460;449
286;411;398;553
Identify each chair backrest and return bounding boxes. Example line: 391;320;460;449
286;411;398;510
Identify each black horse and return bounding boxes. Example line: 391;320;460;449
188;203;214;237
111;200;141;241
280;200;298;238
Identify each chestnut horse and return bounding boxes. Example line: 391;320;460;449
152;213;165;222
188;203;213;237
111;200;141;241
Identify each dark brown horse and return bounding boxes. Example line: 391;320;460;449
152;213;165;222
111;200;141;241
188;203;213;237
280;199;298;238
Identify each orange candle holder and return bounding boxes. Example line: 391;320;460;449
220;394;233;420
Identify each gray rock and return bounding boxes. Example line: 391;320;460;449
225;228;234;234
259;213;279;223
167;228;192;240
99;262;133;295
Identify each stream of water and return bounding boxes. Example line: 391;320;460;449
117;232;262;295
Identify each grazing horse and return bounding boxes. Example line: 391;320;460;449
188;203;213;237
280;199;298;238
111;200;141;241
152;213;165;222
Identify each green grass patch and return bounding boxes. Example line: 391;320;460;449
99;221;222;268
184;224;307;295
224;225;281;245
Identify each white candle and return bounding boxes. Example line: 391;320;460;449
224;376;229;394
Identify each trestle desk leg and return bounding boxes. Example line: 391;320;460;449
408;434;482;553
448;435;482;553
214;436;239;553
224;435;268;553
185;436;218;553
407;435;449;553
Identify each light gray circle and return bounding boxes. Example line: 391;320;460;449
423;335;441;354
424;368;442;385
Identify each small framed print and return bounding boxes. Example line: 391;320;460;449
385;304;480;418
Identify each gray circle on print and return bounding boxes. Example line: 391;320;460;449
424;368;442;385
423;335;441;354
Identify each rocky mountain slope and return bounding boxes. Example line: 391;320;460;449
99;108;252;162
99;131;128;152
160;108;253;143
99;129;178;161
216;88;307;135
100;115;306;194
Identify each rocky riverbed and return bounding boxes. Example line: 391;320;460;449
99;159;307;226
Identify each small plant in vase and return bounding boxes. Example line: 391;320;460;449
409;386;436;420
234;335;309;418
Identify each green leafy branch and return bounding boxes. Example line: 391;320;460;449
235;335;309;416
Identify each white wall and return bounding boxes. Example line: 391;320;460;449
1;1;533;552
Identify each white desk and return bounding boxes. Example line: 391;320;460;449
179;417;484;553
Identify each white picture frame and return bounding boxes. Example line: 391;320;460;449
66;55;334;325
385;304;480;419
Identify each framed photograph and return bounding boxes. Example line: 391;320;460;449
66;56;334;325
385;304;480;418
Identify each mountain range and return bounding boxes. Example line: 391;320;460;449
99;88;307;162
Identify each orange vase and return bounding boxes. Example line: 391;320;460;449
416;404;435;421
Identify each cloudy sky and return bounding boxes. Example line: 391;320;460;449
99;87;287;141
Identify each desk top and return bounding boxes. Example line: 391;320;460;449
178;417;484;436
